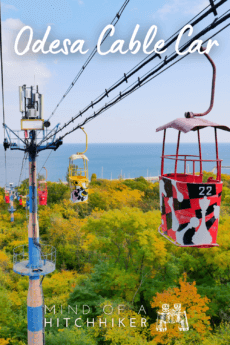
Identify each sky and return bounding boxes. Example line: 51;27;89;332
1;0;230;144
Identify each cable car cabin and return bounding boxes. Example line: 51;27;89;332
26;196;29;209
21;196;27;208
69;154;89;203
5;190;10;203
38;181;48;206
157;118;230;248
19;196;23;206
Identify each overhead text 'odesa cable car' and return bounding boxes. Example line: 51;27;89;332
69;127;89;203
157;47;229;248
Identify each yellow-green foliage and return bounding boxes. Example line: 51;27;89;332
1;177;230;344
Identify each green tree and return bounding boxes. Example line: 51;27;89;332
47;182;70;204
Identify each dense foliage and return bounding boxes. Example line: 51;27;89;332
0;173;230;344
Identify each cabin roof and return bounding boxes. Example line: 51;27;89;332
69;154;89;161
156;118;230;133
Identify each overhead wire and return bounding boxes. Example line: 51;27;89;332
39;0;131;170
50;16;230;142
40;3;229;147
40;0;227;146
0;2;5;135
32;0;228;174
0;2;7;187
38;151;52;174
48;0;131;122
18;152;27;186
98;0;220;90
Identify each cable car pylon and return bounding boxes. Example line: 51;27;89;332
157;47;230;248
4;84;61;345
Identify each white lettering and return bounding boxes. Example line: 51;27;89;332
103;305;113;315
138;305;147;314
63;318;70;327
68;305;77;314
143;25;158;54
44;318;52;327
118;305;125;314
14;25;33;56
204;39;219;54
32;25;51;54
63;39;71;55
45;305;55;314
175;24;193;56
99;318;107;327
141;318;147;327
87;318;95;327
49;39;61;54
130;318;136;327
70;40;88;54
83;305;90;315
175;24;219;55
110;40;129;54
129;24;141;54
75;318;82;327
97;24;115;56
119;318;126;327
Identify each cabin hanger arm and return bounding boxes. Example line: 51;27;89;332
185;46;216;119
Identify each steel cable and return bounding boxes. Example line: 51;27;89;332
40;0;227;146
52;19;230;142
48;0;131;122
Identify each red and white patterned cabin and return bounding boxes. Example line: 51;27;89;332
157;117;230;248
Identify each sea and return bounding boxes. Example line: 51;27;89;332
0;143;230;187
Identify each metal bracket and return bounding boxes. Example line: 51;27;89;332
185;46;216;118
209;0;218;16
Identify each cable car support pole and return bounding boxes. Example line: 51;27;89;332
27;130;44;345
161;129;166;176
214;127;220;181
175;131;181;177
77;127;88;155
197;129;202;176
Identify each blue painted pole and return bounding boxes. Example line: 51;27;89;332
27;149;44;344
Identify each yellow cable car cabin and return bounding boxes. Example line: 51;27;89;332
21;196;27;208
69;154;89;203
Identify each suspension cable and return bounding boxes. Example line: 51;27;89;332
39;151;52;174
0;2;8;187
48;0;131;122
51;21;230;143
47;0;224;126
37;0;228;172
0;2;5;135
18;152;27;186
40;6;229;146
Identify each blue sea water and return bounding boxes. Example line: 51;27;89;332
0;143;230;187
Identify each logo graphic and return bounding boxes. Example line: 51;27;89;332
156;304;189;332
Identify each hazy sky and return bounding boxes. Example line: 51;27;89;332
1;0;230;144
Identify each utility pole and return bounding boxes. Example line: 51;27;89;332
4;84;62;345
